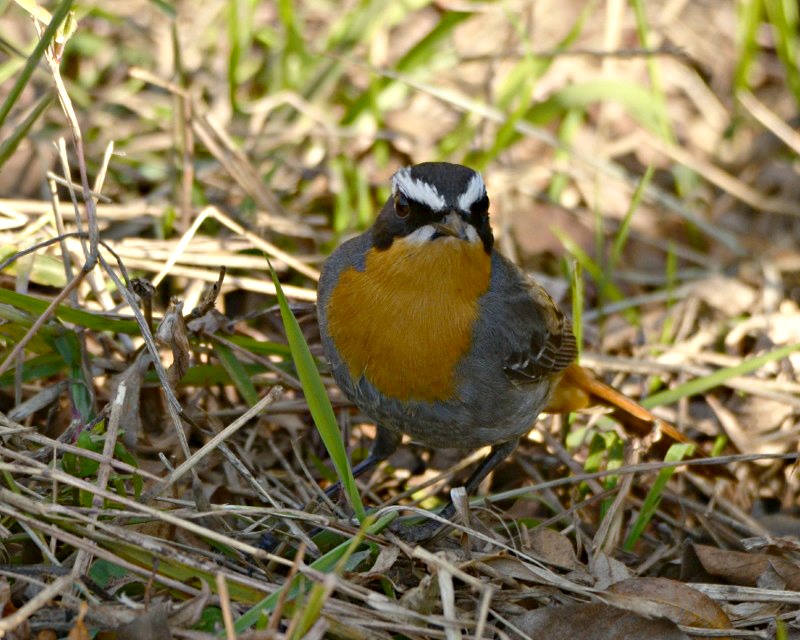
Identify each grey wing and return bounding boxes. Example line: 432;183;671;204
503;275;578;382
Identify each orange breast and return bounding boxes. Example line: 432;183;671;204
326;237;491;403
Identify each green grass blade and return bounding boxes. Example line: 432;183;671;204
0;288;140;334
145;0;177;17
553;227;639;326
734;0;763;93
146;361;263;387
224;335;291;358
227;0;255;111
547;107;585;202
763;0;800;106
629;0;673;142
267;260;366;522
112;541;266;603
623;443;692;550
341;10;471;125
477;5;589;167
50;329;92;421
211;338;260;407
642;341;800;409
0;0;73;128
609;165;654;270
527;80;670;134
233;512;396;633
0;353;64;386
658;242;678;343
0;289;295;357
287;521;369;639
570;260;584;358
393;10;470;74
0;246;67;288
324;0;392;52
0;91;53;169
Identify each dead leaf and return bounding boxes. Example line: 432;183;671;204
757;563;787;590
725;309;800;351
7;381;69;422
115;602;172;640
719;395;795;455
84;602;139;629
724;600;782;623
399;574;438;615
768;559;800;591
155;300;191;388
168;579;211;628
187;308;232;334
511;602;689;640
110;349;152;448
510;201;595;260
691;275;757;316
365;544;400;578
742;535;800;554
690;543;800;589
608;576;732;632
590;551;632;589
527;528;580;571
481;556;556;585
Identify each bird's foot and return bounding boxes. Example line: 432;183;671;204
389;513;453;543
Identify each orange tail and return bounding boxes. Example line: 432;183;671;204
545;363;691;447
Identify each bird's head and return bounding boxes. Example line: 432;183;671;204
373;162;493;253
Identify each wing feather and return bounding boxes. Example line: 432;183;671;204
503;281;577;382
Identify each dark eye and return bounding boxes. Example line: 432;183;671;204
394;194;410;218
471;194;490;217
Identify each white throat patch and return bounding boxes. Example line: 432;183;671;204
404;224;437;244
391;167;447;211
457;172;486;211
402;214;481;246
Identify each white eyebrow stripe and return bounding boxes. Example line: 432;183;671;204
391;167;447;211
457;172;486;211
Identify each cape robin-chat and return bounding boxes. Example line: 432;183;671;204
312;162;693;540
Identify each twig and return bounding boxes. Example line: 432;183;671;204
49;59;99;268
487;451;800;505
47;176;77;303
72;382;127;576
216;572;237;640
0;458;293;565
172;22;195;232
0;230;87;272
95;252;190;461
739;90;800;157
152;205;320;287
144;386;283;499
0;574;75;633
45;171;112;203
640;128;800;217
0;498;204;598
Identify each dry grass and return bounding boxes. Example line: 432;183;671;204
1;0;800;638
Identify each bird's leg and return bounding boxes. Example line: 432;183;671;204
324;425;401;500
257;425;400;552
398;438;520;542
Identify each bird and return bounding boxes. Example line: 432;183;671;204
315;161;693;540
